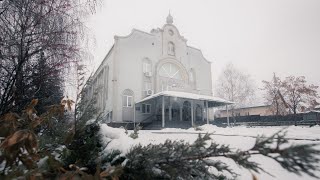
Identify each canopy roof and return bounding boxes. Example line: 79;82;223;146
136;91;233;107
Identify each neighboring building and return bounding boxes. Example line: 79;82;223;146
216;105;273;118
83;14;231;128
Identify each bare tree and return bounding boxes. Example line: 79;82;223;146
262;73;288;116
0;0;95;115
215;63;255;124
282;76;319;115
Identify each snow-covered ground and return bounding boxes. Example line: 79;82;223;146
99;124;320;180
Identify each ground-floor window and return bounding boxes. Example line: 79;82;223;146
122;89;134;107
123;95;133;107
142;103;151;114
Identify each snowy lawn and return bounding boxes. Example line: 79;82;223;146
99;124;320;180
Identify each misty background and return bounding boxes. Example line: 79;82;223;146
84;0;320;104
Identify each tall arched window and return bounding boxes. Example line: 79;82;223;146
189;69;196;83
142;58;152;74
122;89;134;107
103;66;109;109
168;42;175;56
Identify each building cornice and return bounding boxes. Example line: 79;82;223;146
187;46;212;64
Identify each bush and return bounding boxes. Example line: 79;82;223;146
129;124;142;139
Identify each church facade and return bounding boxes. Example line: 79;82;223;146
84;14;231;128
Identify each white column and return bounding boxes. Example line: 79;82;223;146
206;101;209;124
133;103;136;128
191;100;194;126
226;105;230;127
169;97;172;121
133;95;136;128
212;108;215;121
202;101;205;122
162;96;165;128
180;106;183;121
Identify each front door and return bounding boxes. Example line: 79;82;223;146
183;101;191;121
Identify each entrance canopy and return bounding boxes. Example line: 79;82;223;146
136;91;233;107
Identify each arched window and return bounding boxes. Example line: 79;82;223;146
189;69;196;83
103;66;109;109
168;42;175;56
122;89;134;107
142;58;152;74
159;63;182;80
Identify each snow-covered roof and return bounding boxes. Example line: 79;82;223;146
136;91;234;107
304;110;320;114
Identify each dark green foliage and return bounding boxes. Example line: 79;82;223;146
251;130;320;178
0;0;82;115
121;131;320;180
62;121;102;175
122;134;236;180
76;76;100;128
129;124;142;139
38;113;72;150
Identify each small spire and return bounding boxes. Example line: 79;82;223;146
166;11;173;24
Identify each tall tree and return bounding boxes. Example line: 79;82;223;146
282;76;319;115
215;63;255;120
262;73;287;116
0;0;93;115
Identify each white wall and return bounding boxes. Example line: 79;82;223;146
92;22;214;122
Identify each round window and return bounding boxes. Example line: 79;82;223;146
169;29;174;36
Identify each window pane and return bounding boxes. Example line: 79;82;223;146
147;105;151;113
147;64;151;72
143;63;147;73
122;96;127;107
127;96;132;107
143;62;151;73
142;104;146;113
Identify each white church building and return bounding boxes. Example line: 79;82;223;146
84;14;232;128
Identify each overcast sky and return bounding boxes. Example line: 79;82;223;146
85;0;320;101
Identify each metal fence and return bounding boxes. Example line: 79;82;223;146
213;114;320;127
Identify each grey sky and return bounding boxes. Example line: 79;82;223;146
86;0;320;100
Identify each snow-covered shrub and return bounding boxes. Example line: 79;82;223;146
129;124;142;139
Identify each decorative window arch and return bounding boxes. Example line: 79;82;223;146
168;41;175;56
189;69;196;83
122;89;134;107
142;58;152;73
159;62;182;80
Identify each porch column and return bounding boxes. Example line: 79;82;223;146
133;103;136;128
206;101;209;124
180;106;183;121
162;96;165;128
212;107;215;121
202;101;205;122
226;105;230;127
169;97;172;121
191;100;194;126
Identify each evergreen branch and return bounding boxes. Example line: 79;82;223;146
122;131;320;180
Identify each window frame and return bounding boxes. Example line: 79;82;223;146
143;61;152;73
123;95;133;107
141;103;151;114
168;41;175;56
159;63;182;80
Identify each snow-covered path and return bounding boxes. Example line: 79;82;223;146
100;124;320;180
